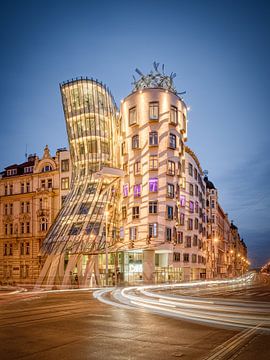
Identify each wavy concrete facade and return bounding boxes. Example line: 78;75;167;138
36;78;120;287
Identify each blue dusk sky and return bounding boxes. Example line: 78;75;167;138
0;0;269;266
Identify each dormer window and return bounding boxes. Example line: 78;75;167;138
42;165;52;172
7;169;17;176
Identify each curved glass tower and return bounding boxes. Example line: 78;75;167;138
37;78;120;288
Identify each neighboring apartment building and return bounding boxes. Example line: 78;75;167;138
205;176;248;278
0;146;71;285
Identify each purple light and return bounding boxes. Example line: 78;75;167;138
180;195;186;207
149;178;158;192
189;201;194;212
134;184;141;197
123;184;129;197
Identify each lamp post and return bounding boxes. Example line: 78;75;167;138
105;210;109;286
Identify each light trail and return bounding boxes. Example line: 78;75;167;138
93;273;270;331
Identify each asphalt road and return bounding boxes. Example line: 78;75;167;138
0;274;269;360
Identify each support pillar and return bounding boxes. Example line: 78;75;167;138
143;250;155;284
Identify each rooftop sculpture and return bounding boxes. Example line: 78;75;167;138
132;62;185;96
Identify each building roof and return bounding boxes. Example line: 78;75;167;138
185;146;203;173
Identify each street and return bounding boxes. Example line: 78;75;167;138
0;273;269;360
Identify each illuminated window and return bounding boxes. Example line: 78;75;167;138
180;195;186;207
169;133;176;149
61;159;69;172
134;184;141;197
149;178;158;192
167;183;174;198
149;131;158;146
149;201;158;214
149;155;158;170
170;106;178;125
129;107;137;126
132;135;140;149
149;223;158;238
189;201;194;213
149;102;159;120
167;160;175;176
123;184;129;197
132;206;140;219
61;177;69;190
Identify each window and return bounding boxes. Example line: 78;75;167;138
167;183;174;198
4;204;8;215
86;183;97;194
195;201;199;213
69;223;82;235
129;226;137;240
121;142;126;155
10;203;13;215
122;206;127;220
132;206;140;219
7;168;17;176
211;200;215;208
132;135;140;149
167;160;175;176
21;242;24;255
61;196;66;206
194;168;198;180
149;155;158;170
134;184;141;197
185;236;192;248
26;242;30;255
61;159;69;172
188;163;193;177
188;218;193;230
21;183;25;193
26;182;30;192
149;102;159;120
193;235;198;246
195;218;199;230
170;106;178;125
10;223;13;235
40;217;48;232
192;254;197;263
183;253;189;262
173;252;181;262
189;201;194;213
42;165;52;172
100;141;109;154
169;133;176;149
78;203;90;215
123;184;129;197
88;139;98;153
195;185;198;196
176;231;183;244
61;177;69;190
9;243;13;256
9;184;13;195
149;201;158;214
149;223;158;238
149;131;158;146
5;224;8;235
26;222;30;234
134;161;141;175
5;185;8;195
180;195;186;207
123;162;128;174
167;206;174;220
41;179;46;188
180;213;185;225
21;222;25;234
149;178;158;192
129;107;137;126
166;227;172;242
46;179;52;189
189;183;194;196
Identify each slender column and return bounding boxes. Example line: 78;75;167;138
143;250;155;284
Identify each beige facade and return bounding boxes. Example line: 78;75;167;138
0;146;71;286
